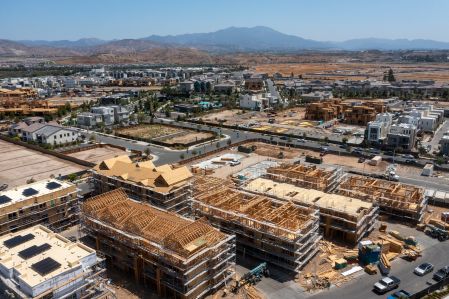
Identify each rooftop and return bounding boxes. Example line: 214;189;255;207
0;225;95;289
0;179;74;209
93;156;192;193
82;189;227;260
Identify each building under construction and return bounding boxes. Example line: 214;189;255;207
338;175;427;223
91;156;193;215
245;178;378;244
82;189;235;299
265;164;344;192
192;177;321;274
0;179;79;236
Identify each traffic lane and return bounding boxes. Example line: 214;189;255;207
310;240;449;299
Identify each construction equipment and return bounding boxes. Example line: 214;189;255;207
232;263;269;293
425;224;449;241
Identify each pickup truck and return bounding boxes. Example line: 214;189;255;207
373;276;400;294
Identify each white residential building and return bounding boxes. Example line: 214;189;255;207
11;121;79;145
387;123;417;151
0;225;110;298
239;93;272;111
366;113;393;144
91;106;115;126
77;112;103;129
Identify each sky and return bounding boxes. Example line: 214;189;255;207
1;0;448;42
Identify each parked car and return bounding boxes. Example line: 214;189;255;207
373;276;400;294
433;266;449;282
297;138;306;143
384;151;394;156
414;262;434;276
358;157;365;163
405;159;417;164
402;154;415;159
279;136;288;140
230;160;241;167
388;290;411;299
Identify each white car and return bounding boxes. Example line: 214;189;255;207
414;263;434;276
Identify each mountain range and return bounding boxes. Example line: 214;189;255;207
1;26;449;63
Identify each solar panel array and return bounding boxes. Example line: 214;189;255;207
46;181;62;190
22;188;39;197
18;243;52;260
3;233;35;248
0;195;12;205
31;257;61;276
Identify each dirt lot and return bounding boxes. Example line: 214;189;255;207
246;142;305;159
162;131;214;145
0;140;86;188
67;146;131;164
116;124;214;146
253;62;449;83
116;124;182;139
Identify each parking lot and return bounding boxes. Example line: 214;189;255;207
0;140;86;188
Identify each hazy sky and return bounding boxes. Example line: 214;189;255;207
1;0;448;41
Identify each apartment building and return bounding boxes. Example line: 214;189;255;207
305;100;344;121
366;113;393;144
387;123;417;151
91;156;193;215
82;189;235;299
0;225;111;299
0;179;79;235
239;93;272;111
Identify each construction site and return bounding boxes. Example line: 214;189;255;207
338;175;427;223
244;177;378;244
265;163;344;192
91;155;193;215
0;178;79;236
191;176;321;274
81;188;236;299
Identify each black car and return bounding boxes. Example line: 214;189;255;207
384;151;394;156
433;266;449;282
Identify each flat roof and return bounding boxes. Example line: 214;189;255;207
0;225;95;289
0;179;74;209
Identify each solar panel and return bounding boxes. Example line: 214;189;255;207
18;243;51;259
22;188;39;197
0;195;12;205
3;233;35;248
31;257;61;276
46;182;62;190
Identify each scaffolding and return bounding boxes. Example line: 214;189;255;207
244;177;378;244
191;178;321;274
265;163;344;192
338;175;427;223
81;189;236;299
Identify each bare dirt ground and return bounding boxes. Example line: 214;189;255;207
246;142;304;159
67;146;131;164
253;62;449;83
162;131;214;145
0;140;86;188
116;124;182;139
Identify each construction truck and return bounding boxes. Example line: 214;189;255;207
425;224;449;241
231;262;269;293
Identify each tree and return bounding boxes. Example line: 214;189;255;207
144;148;151;156
67;173;78;182
180;153;185;160
227;139;232;146
384;68;396;82
342;137;348;144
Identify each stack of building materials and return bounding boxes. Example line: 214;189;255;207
265;163;344;192
358;240;381;266
0;179;79;236
81;188;235;299
91;155;193;215
338;175;427;223
244;178;379;244
191;179;321;274
0;225;112;299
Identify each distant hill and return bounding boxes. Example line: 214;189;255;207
19;38;108;48
2;26;449;64
144;26;331;51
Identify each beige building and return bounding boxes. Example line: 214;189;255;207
0;179;79;236
0;225;112;299
91;156;193;214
